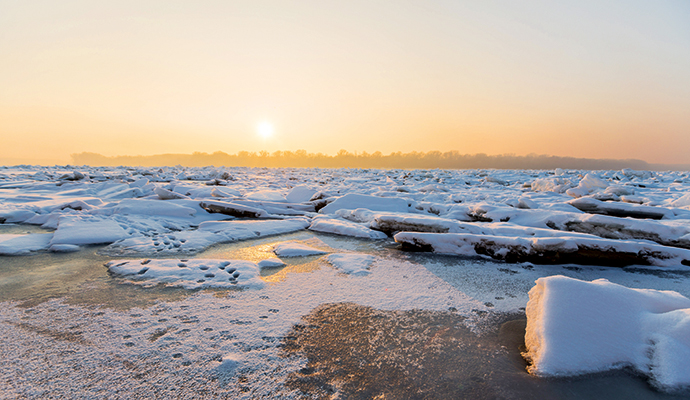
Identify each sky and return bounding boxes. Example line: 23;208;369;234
1;0;689;165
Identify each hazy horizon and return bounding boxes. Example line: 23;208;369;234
2;1;689;165
33;150;688;171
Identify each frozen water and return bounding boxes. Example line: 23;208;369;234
2;165;690;396
524;275;690;391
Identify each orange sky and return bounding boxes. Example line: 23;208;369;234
2;1;689;165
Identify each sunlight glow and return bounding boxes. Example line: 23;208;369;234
257;121;274;140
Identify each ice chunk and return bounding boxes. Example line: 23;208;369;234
49;244;81;253
50;216;129;245
309;217;388;239
245;190;286;202
199;200;268;218
569;197;672;220
319;194;410;214
273;242;327;257
113;199;197;218
0;209;37;224
0;233;52;255
257;258;286;269
286;185;317;203
155;187;190;200
524;275;690;391
198;219;309;240
326;253;375;276
106;259;264;289
566;173;609;198
394;232;690;267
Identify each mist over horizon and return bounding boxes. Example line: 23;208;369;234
66;150;689;171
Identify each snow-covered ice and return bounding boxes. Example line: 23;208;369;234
273;241;328;257
107;259;264;289
524;275;690;391
2;164;690;396
326;253;376;276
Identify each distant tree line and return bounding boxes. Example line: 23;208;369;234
70;150;680;170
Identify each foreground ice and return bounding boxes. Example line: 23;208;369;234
106;259;264;289
4;165;690;395
524;275;690;391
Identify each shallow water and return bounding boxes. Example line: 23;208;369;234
1;227;690;398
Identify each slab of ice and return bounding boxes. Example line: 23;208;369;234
154;187;190;200
49;244;81;253
566;173;609;198
309;217;388;239
286;185;317;203
394;232;690;267
0;233;52;255
106;259;264;289
326;253;376;276
199;200;268;218
50;216;129;246
113;199;197;218
245;190;286;202
524;275;690;391
0;209;37;224
569;197;672;220
273;242;328;257
198;219;310;241
319;193;410;214
257;258;286;269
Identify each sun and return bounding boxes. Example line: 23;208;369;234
257;121;274;139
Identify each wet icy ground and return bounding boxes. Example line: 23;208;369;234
2;165;690;398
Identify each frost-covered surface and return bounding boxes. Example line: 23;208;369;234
0;257;479;399
106;259;264;289
326;253;376;276
0;233;52;255
273;241;328;257
3;165;690;395
524;275;690;391
2;165;690;264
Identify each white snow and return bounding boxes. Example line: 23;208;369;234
257;258;286;269
285;185;316;203
273;241;328;257
106;259;264;289
0;233;52;255
309;216;388;239
3;164;690;395
524;275;690;391
319;193;410;214
326;253;376;276
50;215;129;246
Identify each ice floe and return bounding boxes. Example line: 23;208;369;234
326;253;376;276
0;233;53;255
524;275;690;391
106;259;264;289
274;241;328;257
394;232;690;267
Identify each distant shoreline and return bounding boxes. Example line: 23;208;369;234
46;151;688;171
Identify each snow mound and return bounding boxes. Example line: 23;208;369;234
394;232;690;267
257;258;286;269
319;193;409;214
524;275;690;391
326;253;376;276
309;217;387;239
50;216;129;246
0;233;52;255
106;259;264;289
273;241;328;257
